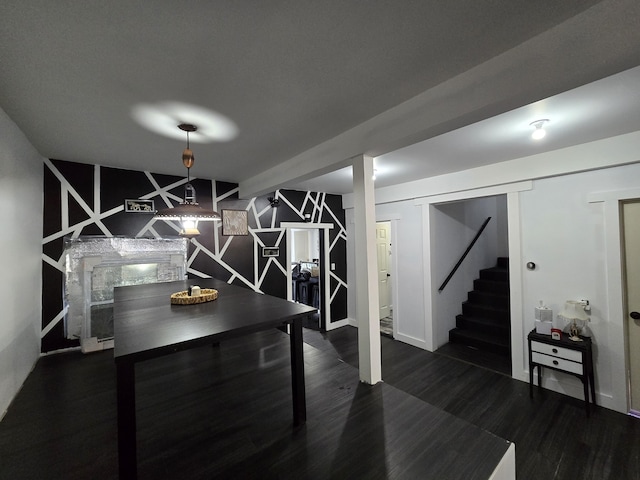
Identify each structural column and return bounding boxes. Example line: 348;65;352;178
352;154;382;384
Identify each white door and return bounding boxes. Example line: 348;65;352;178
623;200;640;412
376;222;391;319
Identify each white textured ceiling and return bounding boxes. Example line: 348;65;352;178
293;66;640;194
1;1;640;196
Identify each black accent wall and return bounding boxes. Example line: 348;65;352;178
41;159;348;352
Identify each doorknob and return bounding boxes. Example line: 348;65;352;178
631;312;640;320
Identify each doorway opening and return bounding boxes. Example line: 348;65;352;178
290;227;321;330
376;221;393;337
284;222;333;331
430;195;511;375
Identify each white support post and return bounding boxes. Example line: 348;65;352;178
352;154;382;384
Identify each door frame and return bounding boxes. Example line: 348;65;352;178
621;200;640;414
375;218;398;338
415;181;531;380
283;222;333;330
588;187;640;414
376;221;392;320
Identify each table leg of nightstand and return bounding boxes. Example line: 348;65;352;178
529;365;533;398
583;377;590;417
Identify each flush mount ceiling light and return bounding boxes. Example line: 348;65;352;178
530;119;549;140
154;124;221;238
131;101;238;142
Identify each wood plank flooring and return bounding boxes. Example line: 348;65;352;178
2;324;639;479
0;328;509;480
304;327;640;480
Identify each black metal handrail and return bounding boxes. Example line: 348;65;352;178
438;216;492;293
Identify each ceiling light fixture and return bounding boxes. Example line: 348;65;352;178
530;119;549;140
154;123;221;238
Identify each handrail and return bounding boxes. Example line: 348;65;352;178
438;216;492;293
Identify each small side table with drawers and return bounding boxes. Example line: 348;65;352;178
528;329;596;416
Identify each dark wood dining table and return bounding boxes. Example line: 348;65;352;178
113;278;316;479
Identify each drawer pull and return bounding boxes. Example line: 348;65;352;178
552;348;558;354
553;360;559;366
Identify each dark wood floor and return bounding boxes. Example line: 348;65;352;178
434;342;511;376
1;325;639;479
0;327;509;480
304;327;640;480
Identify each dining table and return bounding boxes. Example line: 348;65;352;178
113;278;316;479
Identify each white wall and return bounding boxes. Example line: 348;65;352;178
346;198;426;348
518;165;640;411
344;133;640;413
0;108;43;417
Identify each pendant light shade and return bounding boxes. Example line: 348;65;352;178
153;123;221;238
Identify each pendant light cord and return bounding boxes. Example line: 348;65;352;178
186;131;191;183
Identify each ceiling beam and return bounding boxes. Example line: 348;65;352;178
239;0;640;198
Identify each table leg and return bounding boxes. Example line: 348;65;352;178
583;377;590;417
117;361;137;479
537;365;543;389
289;318;307;426
589;369;596;406
529;364;533;398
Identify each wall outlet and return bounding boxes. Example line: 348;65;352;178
330;263;335;270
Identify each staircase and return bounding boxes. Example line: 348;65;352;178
448;257;510;356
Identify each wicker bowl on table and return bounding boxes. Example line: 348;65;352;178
170;288;218;305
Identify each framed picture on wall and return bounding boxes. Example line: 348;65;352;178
124;199;154;213
262;247;280;257
222;209;248;236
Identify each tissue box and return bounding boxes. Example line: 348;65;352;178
535;306;553;322
535;319;552;335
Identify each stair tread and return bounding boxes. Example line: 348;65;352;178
475;278;510;286
469;289;509;298
482;266;509;271
448;257;511;358
456;314;510;327
462;301;509;313
449;328;510;347
474;279;510;294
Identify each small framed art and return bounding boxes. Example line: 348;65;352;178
222;209;248;236
124;199;154;213
262;247;280;257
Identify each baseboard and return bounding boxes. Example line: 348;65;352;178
80;337;114;353
325;318;351;331
342;320;429;350
394;332;428;350
525;368;617;413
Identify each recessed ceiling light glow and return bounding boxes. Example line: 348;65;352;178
131;101;238;142
530;119;549;140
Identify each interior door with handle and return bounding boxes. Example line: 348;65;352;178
623;200;640;413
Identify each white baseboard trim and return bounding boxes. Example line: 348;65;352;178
525;368;616;413
80;337;114;354
325;318;351;331
394;332;428;350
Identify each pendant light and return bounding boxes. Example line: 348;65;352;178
154;123;221;238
